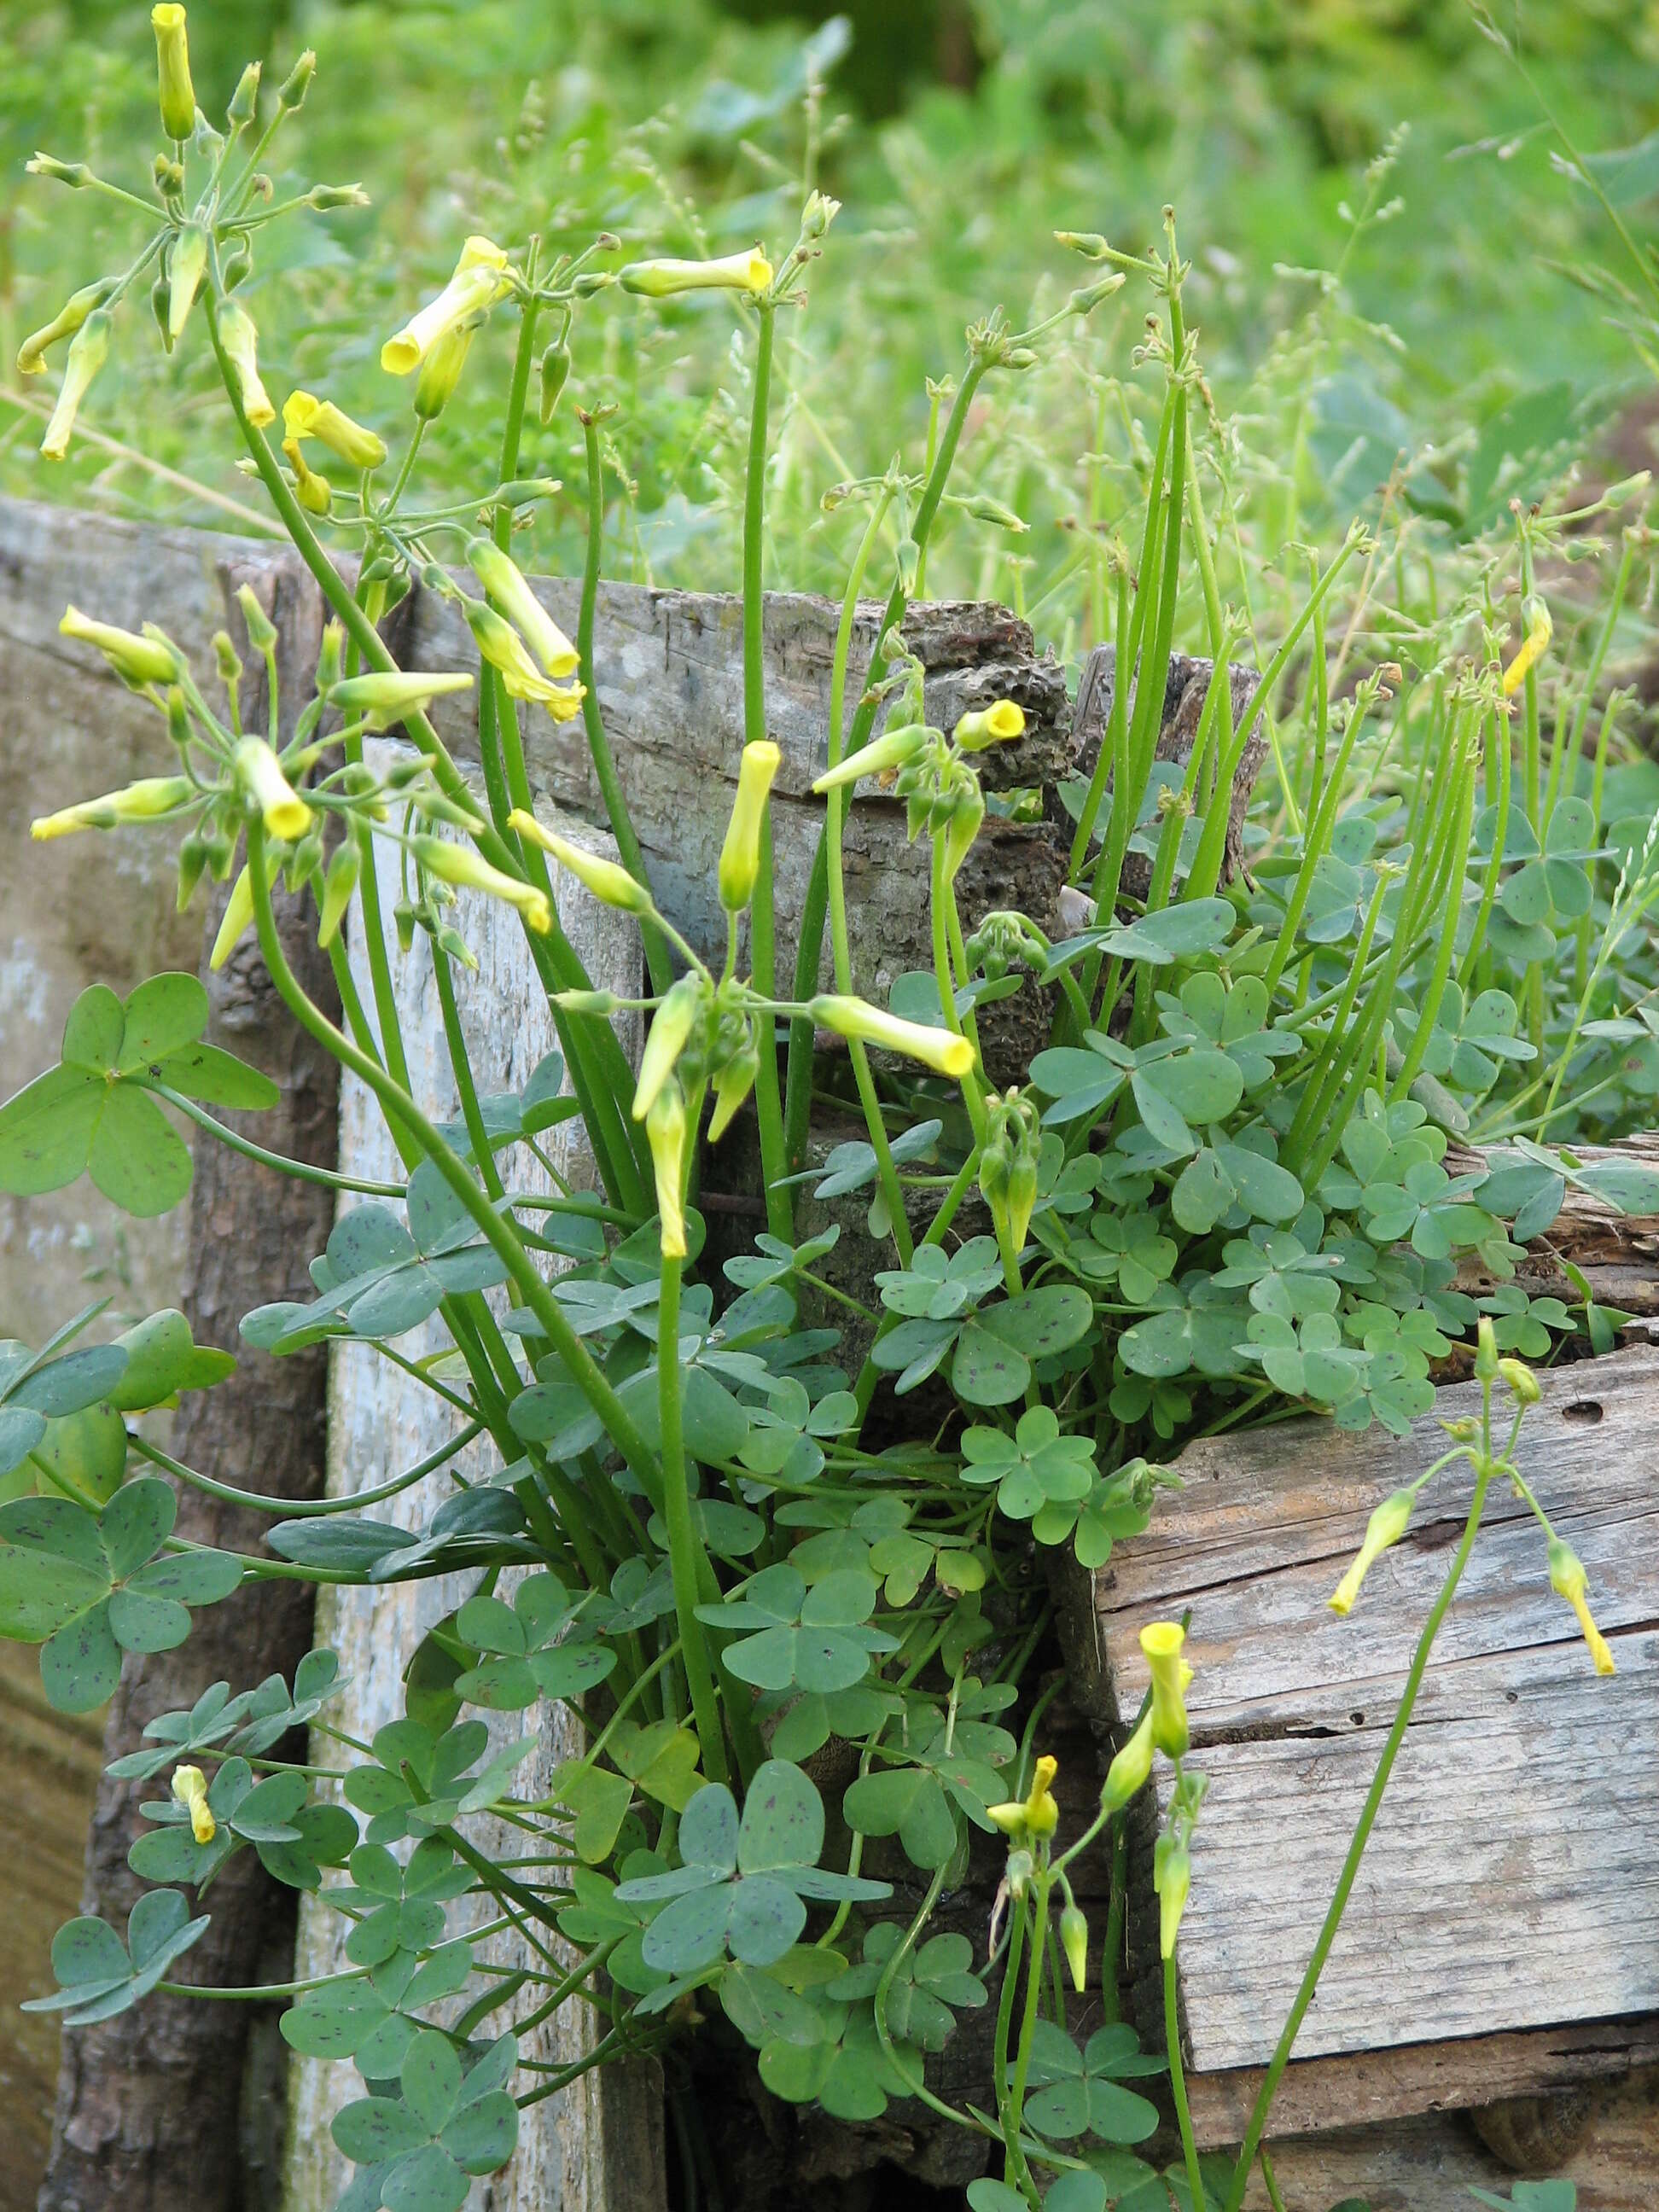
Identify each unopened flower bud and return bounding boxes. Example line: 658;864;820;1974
620;248;772;298
227;60;260;128
41;310;111;461
26;153;90;189
646;1080;689;1260
1502;597;1552;699
719;742;781;913
151;6;196;140
1499;1358;1540;1406
218;300;275;427
538;341;571;425
1100;1711;1153;1815
812;722;931;794
1475;1315;1499;1382
634;975;704;1122
1068;274;1126;315
278;48;317;109
1059;1902;1088;1993
410;835;551;933
1005;1848;1033;1900
211;864;258;969
507;809;649;916
328;670;472;729
16;279;114;378
58;604;180;690
306;182;370;211
707;1046;760;1144
1154;1831;1190;1959
812;993;975;1081
317;839;361;947
32;775;194;841
413;314;479;421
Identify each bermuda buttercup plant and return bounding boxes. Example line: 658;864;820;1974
0;13;1637;2211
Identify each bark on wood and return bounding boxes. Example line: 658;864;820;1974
1055;1348;1659;2146
281;750;661;2212
1450;1132;1659;1313
39;553;341;2212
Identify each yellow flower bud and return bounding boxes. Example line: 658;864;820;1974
234;738;312;841
189;1793;217;1843
1140;1620;1191;1761
1330;1485;1417;1616
1498;1357;1541;1406
1100;1710;1153;1815
812;723;930;794
810;994;975;1081
941;787;985;882
282;436;332;515
381;236;510;376
508;809;651;914
151;4;196;140
466;601;585;717
41;308;111;461
59;605;180;690
1501;597;1552;698
1155;1832;1190;1959
1475;1314;1499;1382
1059;1902;1088;1994
317;839;361;948
953;699;1026;752
409;835;551;934
217;300;276;427
211;864;257;970
170;1764;207;1807
282;391;387;471
707;1048;760;1144
32;775;193;841
719;742;781;913
646;1081;689;1260
620;248;772;298
466;540;579;678
17;279;114;377
633;975;703;1122
328;670;474;729
167;222;207;341
414;314;480;421
1548;1539;1615;1677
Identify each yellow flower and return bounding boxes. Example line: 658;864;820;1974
465;602;585;718
189;1793;217;1844
987;1753;1060;1840
170;1765;207;1807
151;4;196;140
719;742;782;914
953;699;1026;752
620;248;772;298
409;835;551;934
1330;1485;1416;1617
17;279;113;378
646;1081;689;1260
1141;1621;1192;1760
58;605;180;690
508;809;651;915
810;994;975;1081
282;391;387;471
217;301;276;428
211;864;257;970
41;309;111;461
32;776;193;841
633;975;704;1122
414;315;480;422
234;738;313;841
1498;1357;1541;1406
1501;598;1552;698
466;540;579;678
282;436;332;515
327;670;474;729
812;723;930;794
381;236;511;376
1549;1539;1615;1677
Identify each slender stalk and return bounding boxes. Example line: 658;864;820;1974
655;1254;728;1787
1165;1952;1205;2211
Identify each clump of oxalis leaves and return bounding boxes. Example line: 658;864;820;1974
0;13;1642;2212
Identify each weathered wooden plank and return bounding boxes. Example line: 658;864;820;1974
282;751;660;2212
1063;1349;1659;2135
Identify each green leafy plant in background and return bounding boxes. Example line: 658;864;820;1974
0;9;1648;2211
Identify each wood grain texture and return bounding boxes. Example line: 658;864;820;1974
281;748;661;2212
1062;1349;1659;2131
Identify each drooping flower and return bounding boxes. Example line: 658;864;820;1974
32;776;192;841
328;670;474;729
381;236;511;376
1549;1538;1615;1677
58;605;180;689
465;601;584;719
409;834;551;934
217;301;276;427
1329;1486;1417;1617
811;993;975;1080
466;539;579;677
17;280;114;378
619;248;772;299
509;808;650;914
41;310;112;461
282;391;387;471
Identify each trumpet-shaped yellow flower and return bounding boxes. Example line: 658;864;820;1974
1501;598;1552;699
466;540;579;678
465;602;585;719
211;864;257;971
620;249;772;299
646;1081;689;1260
1140;1620;1192;1760
282;391;387;471
234;738;313;841
409;834;551;934
217;301;276;428
58;605;180;690
987;1753;1060;1840
41;309;111;461
414;315;480;422
327;670;474;729
719;742;781;913
381;236;510;376
1330;1485;1417;1616
810;994;975;1081
1549;1538;1615;1677
812;723;930;794
151;5;196;139
508;808;651;915
17;280;113;378
32;775;192;841
634;975;704;1123
953;699;1026;752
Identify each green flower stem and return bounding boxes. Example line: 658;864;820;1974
781;483;894;1179
579;416;672;995
144;1081;403;1196
431;945;506;1202
1389;741;1476;1097
655;1251;729;1788
851;1143;981;1421
243;819;666;1511
1165;1950;1205;2211
1259;2146;1289;2212
1004;1869;1052;2195
1220;1458;1498;2212
1068;563;1132;880
156;1966;369;2001
131;1425;482;1518
1262;679;1375;999
929;836;987;1145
